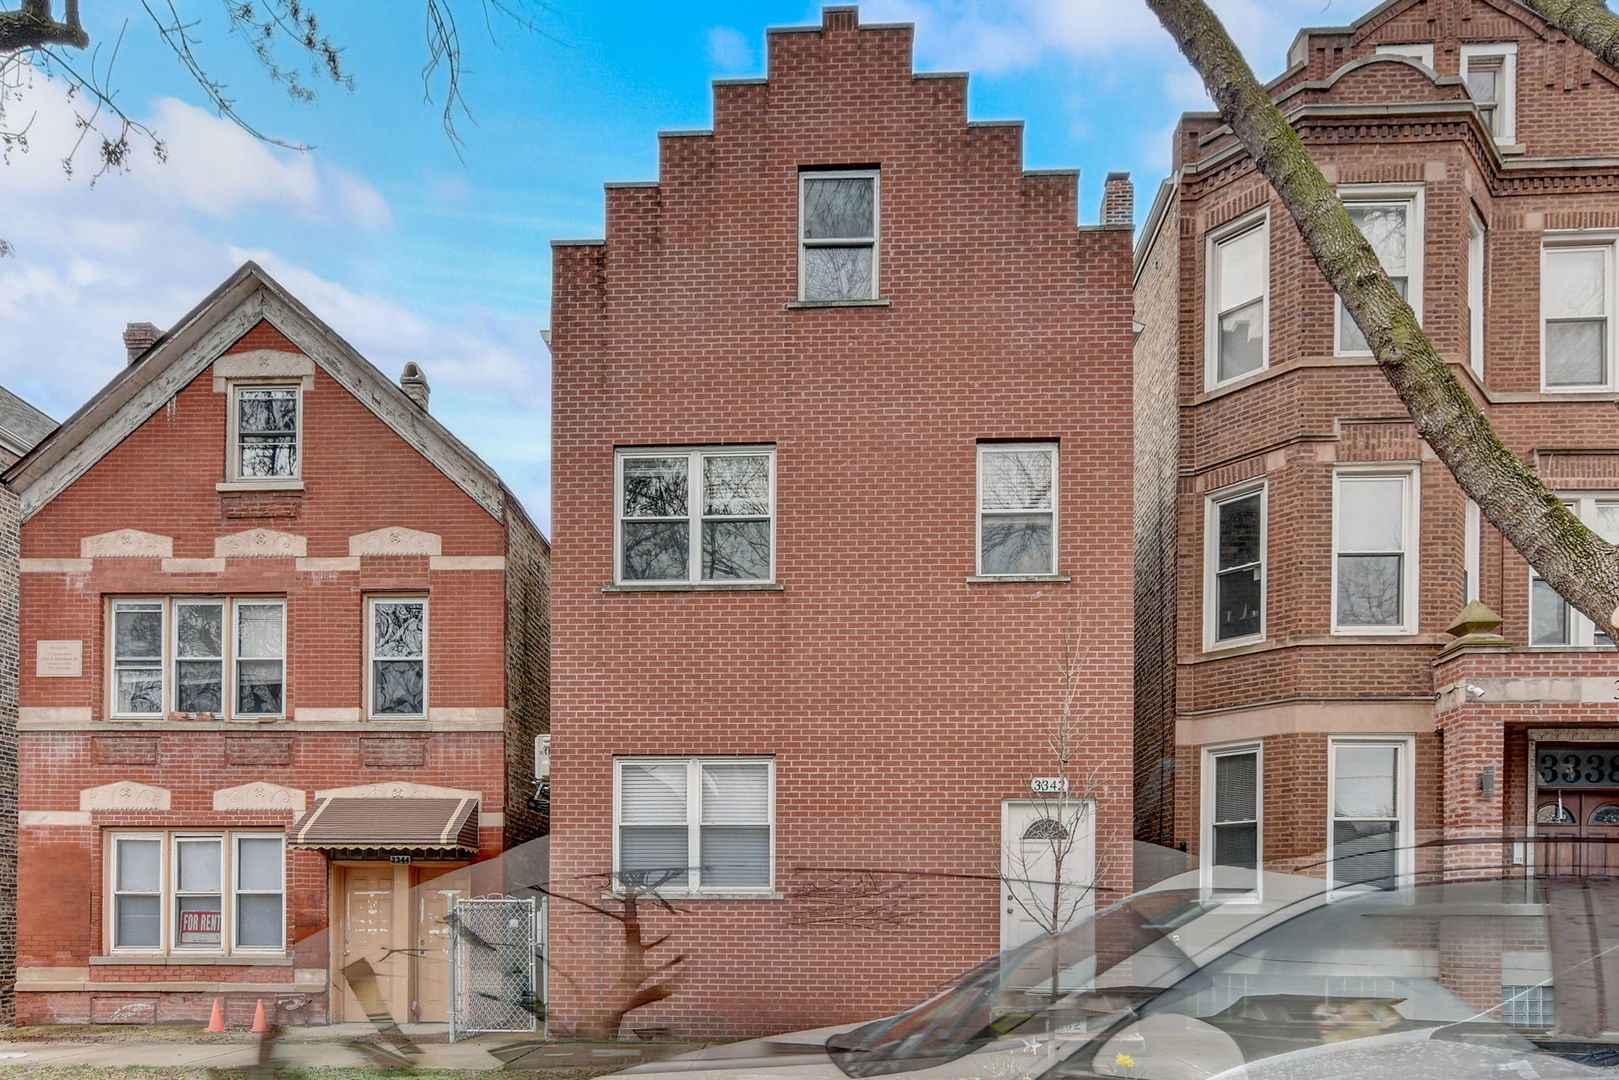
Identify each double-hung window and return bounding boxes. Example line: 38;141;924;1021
1530;495;1619;646
615;757;773;893
616;447;775;585
369;597;427;717
1205;482;1265;648
1329;738;1411;892
1206;214;1269;386
1542;241;1616;391
978;442;1057;577
109;831;285;953
1462;43;1518;144
230;385;301;481
1336;187;1423;355
799;170;878;302
1332;470;1418;634
1203;743;1261;899
111;597;285;719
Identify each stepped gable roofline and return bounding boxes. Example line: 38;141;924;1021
4;261;513;524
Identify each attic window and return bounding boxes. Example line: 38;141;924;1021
231;385;300;481
1461;43;1518;144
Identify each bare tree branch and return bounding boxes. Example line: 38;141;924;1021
0;1;87;54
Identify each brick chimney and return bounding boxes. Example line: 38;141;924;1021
123;322;160;365
400;362;430;410
1101;172;1134;228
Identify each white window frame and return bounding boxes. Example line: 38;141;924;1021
1464;498;1482;606
798;169;879;302
366;596;429;719
226;382;303;483
1203;479;1267;650
1461;42;1518;144
1334;185;1425;357
1331;467;1420;635
1375;43;1434;69
1540;237;1618;393
1327;735;1414;897
1201;741;1263;902
612;756;776;895
232;834;287;953
1204;209;1271;390
614;446;777;586
106;830;285;956
1468;212;1487;379
231;598;286;720
110;597;288;720
110;598;166;719
1528;494;1618;647
976;441;1060;578
171;598;225;716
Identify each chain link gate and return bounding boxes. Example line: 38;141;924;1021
448;896;538;1042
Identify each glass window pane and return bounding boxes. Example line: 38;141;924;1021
116;667;164;715
1546;248;1606;320
700;826;770;887
176;603;222;658
1213;822;1258;871
1337;555;1402;626
1218;299;1265;381
176;661;223;714
238;388;297;433
236;894;282;948
622;457;688;517
175;894;223;947
981;514;1054;576
1217;567;1262;641
701;520;770;581
115;607;163;659
237;837;283;892
237;604;283;658
115;895;161;948
1333;820;1399;888
1593;502;1619;545
1217;225;1265;311
619;827;689;888
1466;67;1497;104
176;839;221;891
1214;753;1257;824
701;763;769;824
703;455;770;517
372;602;424;658
1546;321;1605;386
1217;494;1261;570
622;521;689;581
236;660;284;715
1337;477;1405;551
372;660;424;715
1334;744;1398;818
981;450;1054;511
620;762;688;824
239;434;298;478
1531;578;1570;645
1348;203;1408;274
802;177;874;239
802;246;874;302
117;839;161;892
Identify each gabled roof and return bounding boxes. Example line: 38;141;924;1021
0;385;55;459
1284;0;1557;73
4;261;507;522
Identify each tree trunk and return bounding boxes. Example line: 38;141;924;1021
1519;0;1619;70
0;1;88;54
1144;0;1619;641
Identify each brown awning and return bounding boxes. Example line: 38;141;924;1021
288;797;479;858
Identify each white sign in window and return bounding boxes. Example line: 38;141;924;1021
109;831;284;954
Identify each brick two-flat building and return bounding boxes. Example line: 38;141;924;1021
6;263;549;1026
549;6;1136;1039
1135;0;1619;913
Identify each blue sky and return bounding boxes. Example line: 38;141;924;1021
0;0;1355;530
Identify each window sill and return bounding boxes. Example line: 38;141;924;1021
966;574;1072;584
602;583;785;593
600;892;784;902
216;480;305;493
785;298;891;309
92;954;292;966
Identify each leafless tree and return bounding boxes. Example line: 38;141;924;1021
1144;0;1619;643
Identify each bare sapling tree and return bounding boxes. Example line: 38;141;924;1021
1144;0;1619;642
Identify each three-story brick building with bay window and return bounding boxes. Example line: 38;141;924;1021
7;263;549;1026
549;6;1136;1039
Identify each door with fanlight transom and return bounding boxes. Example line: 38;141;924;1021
1534;743;1619;878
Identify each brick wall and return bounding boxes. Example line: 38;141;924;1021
0;484;17;1028
502;498;551;847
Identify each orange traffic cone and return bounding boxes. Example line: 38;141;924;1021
205;997;226;1033
250;998;271;1034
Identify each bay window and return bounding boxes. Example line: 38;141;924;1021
1205;482;1265;648
1530;495;1619;646
1332;470;1418;634
1206;213;1269;386
1542;241;1616;391
1336;187;1423;355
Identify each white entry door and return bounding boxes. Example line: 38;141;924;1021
1001;798;1096;954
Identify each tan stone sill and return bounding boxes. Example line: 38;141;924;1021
601;583;785;593
784;298;891;309
1184;632;1453;664
600;892;784;902
91;954;293;966
216;480;305;493
966;575;1072;584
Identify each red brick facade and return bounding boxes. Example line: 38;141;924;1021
1134;0;1619;890
549;8;1135;1039
6;265;548;1025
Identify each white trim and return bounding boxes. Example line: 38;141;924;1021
1204;208;1271;390
1203;478;1267;651
1528;493;1618;647
1464;498;1482;605
231;598;286;719
798;169;880;302
171;597;224;716
1540;236;1618;394
1200;741;1263;903
614;446;777;586
1326;735;1415;897
1461;42;1518;145
231;833;287;953
1375;43;1434;69
976;441;1060;577
613;756;776;895
1331;466;1420;635
226;382;303;483
107;830;286;957
1468;211;1486;379
366;595;429;720
1334;185;1425;358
